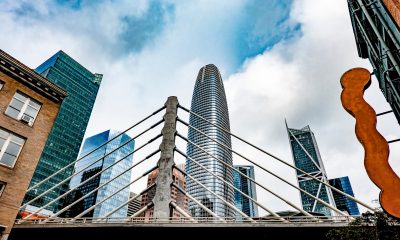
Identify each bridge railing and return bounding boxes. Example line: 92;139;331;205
16;96;376;225
15;215;357;225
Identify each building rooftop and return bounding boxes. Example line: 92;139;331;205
0;49;67;102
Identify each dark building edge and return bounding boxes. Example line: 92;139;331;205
0;49;67;102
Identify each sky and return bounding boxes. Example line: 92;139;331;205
1;0;400;216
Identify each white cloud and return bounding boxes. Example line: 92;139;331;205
1;0;399;217
225;0;400;215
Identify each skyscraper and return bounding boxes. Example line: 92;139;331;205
62;130;134;218
23;51;102;212
348;0;400;123
233;165;258;220
186;64;234;218
127;192;142;217
286;123;335;216
329;177;360;216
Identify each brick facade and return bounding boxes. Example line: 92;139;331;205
0;50;66;240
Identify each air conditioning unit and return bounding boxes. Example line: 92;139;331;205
20;114;33;125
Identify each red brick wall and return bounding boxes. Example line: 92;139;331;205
0;71;61;237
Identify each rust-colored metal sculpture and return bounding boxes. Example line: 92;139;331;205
341;67;400;218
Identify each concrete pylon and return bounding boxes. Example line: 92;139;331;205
152;96;178;220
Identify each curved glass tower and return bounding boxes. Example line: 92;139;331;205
186;64;234;218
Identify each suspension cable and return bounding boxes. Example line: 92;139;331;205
104;183;156;219
73;165;158;219
22;149;160;221
172;182;225;222
173;166;256;222
177;133;314;218
177;109;375;212
175;148;286;222
26;106;165;193
21;129;163;210
177;119;349;217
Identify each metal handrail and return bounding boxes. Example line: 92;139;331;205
15;215;359;225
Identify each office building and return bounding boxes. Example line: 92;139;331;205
348;0;400;123
127;192;141;217
61;130;134;218
233;165;258;220
0;49;66;239
186;64;234;218
141;164;188;219
286;124;335;216
329;177;360;216
23;51;102;212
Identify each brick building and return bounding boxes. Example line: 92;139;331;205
0;49;66;239
140;164;189;220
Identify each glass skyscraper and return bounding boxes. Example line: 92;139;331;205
286;124;335;216
329;177;360;216
233;165;258;220
62;130;134;218
23;51;102;212
186;64;234;218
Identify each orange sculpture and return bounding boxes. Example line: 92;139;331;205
341;67;400;218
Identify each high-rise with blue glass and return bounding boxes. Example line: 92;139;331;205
329;177;360;216
62;130;134;218
22;51;102;212
233;165;258;220
286;123;335;216
186;64;234;218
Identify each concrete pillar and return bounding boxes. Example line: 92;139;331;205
152;96;178;220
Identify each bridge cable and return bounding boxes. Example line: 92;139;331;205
26;106;165;193
178;106;375;212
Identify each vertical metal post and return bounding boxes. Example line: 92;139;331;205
152;96;178;220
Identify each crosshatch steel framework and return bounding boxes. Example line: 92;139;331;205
286;124;335;216
186;64;234;218
348;0;400;123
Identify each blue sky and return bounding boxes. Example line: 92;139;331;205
1;0;399;215
4;0;297;73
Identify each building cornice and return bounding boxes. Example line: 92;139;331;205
0;49;67;103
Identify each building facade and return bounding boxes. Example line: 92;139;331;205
186;64;234;218
22;51;102;212
0;49;66;239
233;165;258;220
328;177;360;216
286;124;335;216
348;0;400;123
141;164;188;219
61;130;134;218
127;192;141;217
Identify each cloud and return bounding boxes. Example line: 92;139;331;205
225;0;400;214
1;0;399;217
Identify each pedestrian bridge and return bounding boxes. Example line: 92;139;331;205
12;96;378;239
11;216;353;240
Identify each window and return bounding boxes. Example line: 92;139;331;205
0;128;25;168
5;91;41;126
0;181;5;197
0;80;4;90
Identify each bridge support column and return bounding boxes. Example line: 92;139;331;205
153;96;178;221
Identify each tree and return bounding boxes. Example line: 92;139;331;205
326;211;400;240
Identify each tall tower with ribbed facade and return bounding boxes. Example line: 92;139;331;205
186;64;234;218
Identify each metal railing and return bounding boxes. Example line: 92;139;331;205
15;215;357;225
